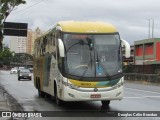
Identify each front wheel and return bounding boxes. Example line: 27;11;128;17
55;87;63;106
101;100;110;106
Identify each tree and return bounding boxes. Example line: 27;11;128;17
0;0;26;50
0;46;12;65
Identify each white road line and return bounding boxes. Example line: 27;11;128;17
125;87;160;95
124;96;160;99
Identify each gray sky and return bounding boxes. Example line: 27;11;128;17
4;0;160;45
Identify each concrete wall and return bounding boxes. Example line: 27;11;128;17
124;73;160;83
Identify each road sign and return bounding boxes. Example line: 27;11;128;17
3;22;28;37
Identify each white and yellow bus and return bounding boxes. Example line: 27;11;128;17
33;21;130;106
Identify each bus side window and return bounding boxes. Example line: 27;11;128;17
52;33;56;46
41;36;47;55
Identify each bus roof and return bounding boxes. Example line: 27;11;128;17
56;21;118;33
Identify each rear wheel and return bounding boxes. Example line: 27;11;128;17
101;100;110;106
37;80;45;97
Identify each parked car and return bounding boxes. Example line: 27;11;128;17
10;68;18;74
18;69;32;81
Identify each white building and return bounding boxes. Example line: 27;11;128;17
10;27;44;54
10;36;27;53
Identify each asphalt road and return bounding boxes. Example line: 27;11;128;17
0;70;160;120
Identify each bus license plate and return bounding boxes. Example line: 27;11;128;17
90;94;101;98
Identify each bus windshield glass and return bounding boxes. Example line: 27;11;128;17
63;33;122;79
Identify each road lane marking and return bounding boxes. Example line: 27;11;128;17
125;87;160;95
124;96;160;99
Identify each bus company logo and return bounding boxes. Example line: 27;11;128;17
81;83;91;86
2;112;11;117
93;88;98;92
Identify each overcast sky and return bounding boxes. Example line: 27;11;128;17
4;0;160;45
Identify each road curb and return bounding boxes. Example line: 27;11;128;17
0;85;24;112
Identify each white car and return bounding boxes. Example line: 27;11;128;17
10;68;18;74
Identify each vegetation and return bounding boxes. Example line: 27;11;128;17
0;46;33;68
0;46;12;65
0;0;26;50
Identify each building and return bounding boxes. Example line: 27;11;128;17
27;27;43;55
10;36;27;53
10;27;44;55
134;38;160;65
26;29;33;54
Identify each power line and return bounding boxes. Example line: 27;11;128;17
12;0;45;14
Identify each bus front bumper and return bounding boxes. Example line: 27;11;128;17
62;85;123;101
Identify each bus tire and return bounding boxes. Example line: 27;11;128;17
37;80;45;97
101;100;110;106
55;85;63;106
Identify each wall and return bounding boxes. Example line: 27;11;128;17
124;73;160;83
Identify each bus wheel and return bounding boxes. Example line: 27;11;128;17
37;81;45;97
55;88;63;106
101;100;110;106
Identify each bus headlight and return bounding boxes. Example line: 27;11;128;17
62;81;77;89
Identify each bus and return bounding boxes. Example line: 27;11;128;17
33;21;130;106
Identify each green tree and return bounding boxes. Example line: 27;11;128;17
13;53;33;63
0;46;12;65
0;0;26;50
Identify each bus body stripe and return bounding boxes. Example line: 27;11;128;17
68;79;120;88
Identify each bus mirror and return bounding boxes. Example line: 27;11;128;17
58;39;65;57
121;39;130;58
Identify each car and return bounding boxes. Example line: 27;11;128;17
17;67;25;74
29;67;33;73
18;69;32;81
10;68;18;74
18;67;25;71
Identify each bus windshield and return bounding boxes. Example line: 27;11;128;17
63;33;122;80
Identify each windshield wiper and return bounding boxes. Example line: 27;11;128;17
79;48;93;80
66;40;86;52
79;38;94;80
96;51;111;80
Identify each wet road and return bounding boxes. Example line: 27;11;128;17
0;70;160;120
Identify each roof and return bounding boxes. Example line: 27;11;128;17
134;38;160;45
56;21;118;33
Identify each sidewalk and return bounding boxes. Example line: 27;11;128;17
0;86;11;120
0;86;10;111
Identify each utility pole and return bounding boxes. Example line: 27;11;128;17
152;18;154;39
148;18;154;39
148;19;151;39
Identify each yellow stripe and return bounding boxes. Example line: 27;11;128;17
69;79;108;88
